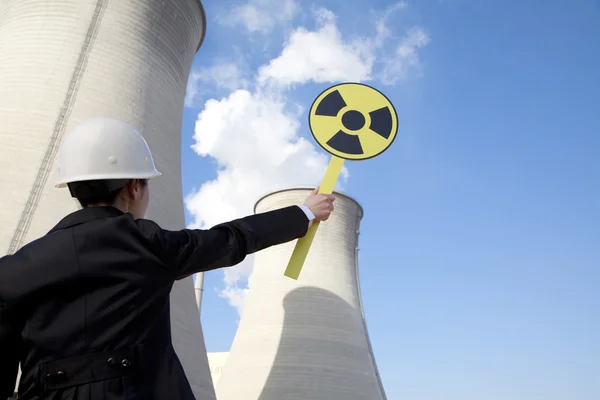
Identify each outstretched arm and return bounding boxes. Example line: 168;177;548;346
158;205;311;280
0;302;20;399
150;190;335;280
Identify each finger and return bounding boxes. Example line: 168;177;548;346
310;186;319;195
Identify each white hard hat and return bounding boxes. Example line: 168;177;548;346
55;117;161;188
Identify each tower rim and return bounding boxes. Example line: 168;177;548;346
253;186;364;219
195;0;208;51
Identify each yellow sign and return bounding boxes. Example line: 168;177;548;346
309;82;398;160
285;83;398;280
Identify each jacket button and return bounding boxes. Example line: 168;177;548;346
107;358;116;367
45;371;66;383
121;358;131;368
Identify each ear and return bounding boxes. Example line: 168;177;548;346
124;179;141;200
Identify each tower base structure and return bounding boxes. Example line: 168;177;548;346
216;187;386;400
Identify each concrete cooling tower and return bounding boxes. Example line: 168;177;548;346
216;187;387;400
0;1;214;398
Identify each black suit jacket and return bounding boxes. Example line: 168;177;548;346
0;205;309;400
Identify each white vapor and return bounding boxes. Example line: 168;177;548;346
380;27;430;85
219;0;300;34
185;3;429;315
185;62;250;108
257;8;374;86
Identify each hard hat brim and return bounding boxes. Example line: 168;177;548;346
55;170;162;188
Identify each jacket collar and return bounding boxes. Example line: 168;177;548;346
48;206;126;234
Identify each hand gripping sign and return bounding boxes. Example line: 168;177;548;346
285;82;399;280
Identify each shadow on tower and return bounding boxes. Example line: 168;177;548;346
258;286;384;400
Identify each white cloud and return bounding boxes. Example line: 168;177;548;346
186;89;331;230
256;4;430;88
220;0;300;34
257;8;374;86
185;5;429;315
380;27;430;85
218;286;249;317
185;62;249;108
373;2;408;44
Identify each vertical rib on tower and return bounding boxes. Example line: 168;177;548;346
0;1;214;398
216;187;386;400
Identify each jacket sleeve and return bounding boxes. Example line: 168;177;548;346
151;205;310;280
0;302;20;399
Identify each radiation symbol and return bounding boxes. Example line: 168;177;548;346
284;82;399;281
309;82;398;160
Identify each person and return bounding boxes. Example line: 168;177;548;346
0;117;335;400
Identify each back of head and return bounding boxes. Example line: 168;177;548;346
56;117;161;207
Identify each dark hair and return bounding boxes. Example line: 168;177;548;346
68;179;148;207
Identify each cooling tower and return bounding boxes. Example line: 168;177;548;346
207;352;229;386
215;187;387;400
0;1;215;398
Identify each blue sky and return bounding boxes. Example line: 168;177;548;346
180;1;600;399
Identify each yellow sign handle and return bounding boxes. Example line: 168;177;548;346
284;156;345;279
